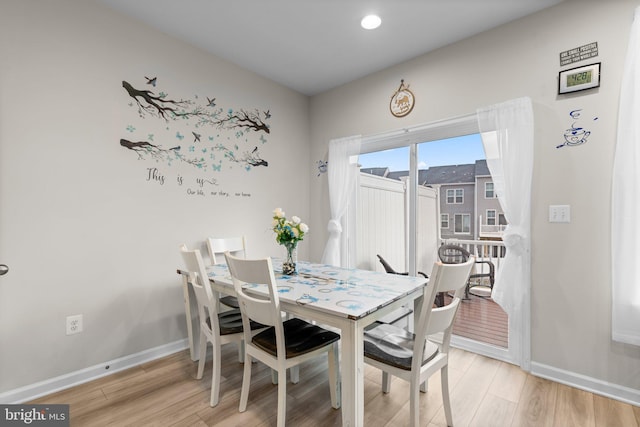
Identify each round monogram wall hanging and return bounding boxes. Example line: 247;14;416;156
390;79;415;118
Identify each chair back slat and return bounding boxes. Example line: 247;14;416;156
180;245;220;335
425;300;460;336
225;253;281;328
432;256;476;295
412;258;474;367
207;236;246;265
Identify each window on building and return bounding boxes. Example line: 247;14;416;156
446;188;463;204
487;210;496;225
454;213;470;233
441;213;449;228
485;182;495;198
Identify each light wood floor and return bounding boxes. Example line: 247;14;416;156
30;343;639;426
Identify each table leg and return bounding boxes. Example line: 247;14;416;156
181;274;197;361
413;294;428;393
340;319;365;427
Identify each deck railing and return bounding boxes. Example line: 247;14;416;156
478;224;508;238
442;238;506;272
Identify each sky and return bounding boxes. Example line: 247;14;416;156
359;133;486;172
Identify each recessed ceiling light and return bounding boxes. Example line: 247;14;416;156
361;14;381;30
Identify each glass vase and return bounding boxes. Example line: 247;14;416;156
282;243;297;275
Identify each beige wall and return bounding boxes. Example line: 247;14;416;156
309;0;640;398
2;0;639;405
0;0;310;394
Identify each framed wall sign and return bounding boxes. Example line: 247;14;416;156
390;79;415;117
558;62;601;94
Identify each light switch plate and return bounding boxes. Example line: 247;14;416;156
549;205;570;223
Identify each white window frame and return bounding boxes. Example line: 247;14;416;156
486;209;496;225
485;182;495;198
446;188;464;204
441;213;449;229
454;213;471;234
446;189;455;204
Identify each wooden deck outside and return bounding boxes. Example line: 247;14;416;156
446;293;509;348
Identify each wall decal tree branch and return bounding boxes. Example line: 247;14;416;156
120;77;271;172
120;139;207;168
122;81;190;120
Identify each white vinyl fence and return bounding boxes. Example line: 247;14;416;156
355;173;439;275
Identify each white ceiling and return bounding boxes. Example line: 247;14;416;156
95;0;564;96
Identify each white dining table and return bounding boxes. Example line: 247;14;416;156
179;259;428;427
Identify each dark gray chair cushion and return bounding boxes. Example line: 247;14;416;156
209;309;264;335
252;317;340;358
219;295;240;308
364;323;438;371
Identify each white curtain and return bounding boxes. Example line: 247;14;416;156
612;6;640;346
321;135;361;266
477;97;534;325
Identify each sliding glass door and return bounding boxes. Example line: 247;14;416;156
355;128;512;362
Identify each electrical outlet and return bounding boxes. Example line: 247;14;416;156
66;314;83;335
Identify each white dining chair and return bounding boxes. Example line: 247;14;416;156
179;244;265;407
363;257;475;427
207;236;247;309
224;252;341;427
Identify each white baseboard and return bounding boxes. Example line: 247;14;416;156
0;339;189;404
530;361;640;407
451;338;640;407
3;339;637;409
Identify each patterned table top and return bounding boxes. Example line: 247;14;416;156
207;259;428;320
